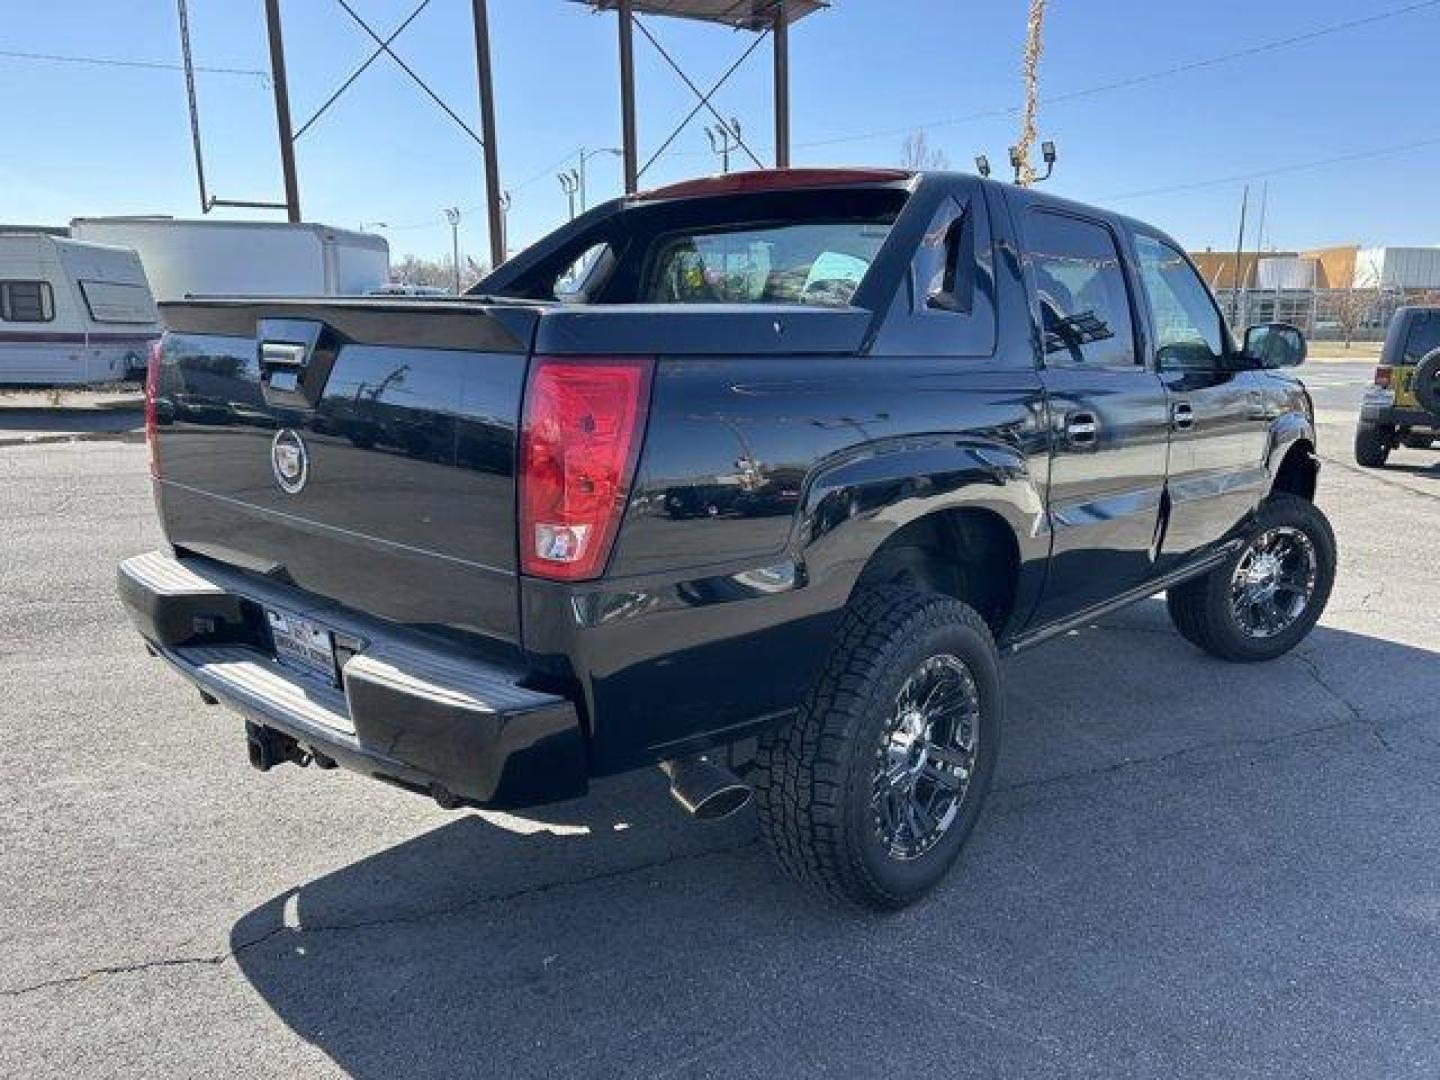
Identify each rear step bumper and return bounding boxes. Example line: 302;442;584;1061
117;551;587;809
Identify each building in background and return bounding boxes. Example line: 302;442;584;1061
1190;243;1440;341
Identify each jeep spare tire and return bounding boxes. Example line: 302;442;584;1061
1415;348;1440;416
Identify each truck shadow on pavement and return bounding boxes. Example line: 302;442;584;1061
229;600;1440;1079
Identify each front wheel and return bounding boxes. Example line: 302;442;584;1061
1166;494;1336;663
753;587;1002;910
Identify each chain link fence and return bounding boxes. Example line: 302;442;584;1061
1214;288;1440;343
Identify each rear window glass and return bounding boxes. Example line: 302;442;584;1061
644;219;895;307
1403;312;1440;363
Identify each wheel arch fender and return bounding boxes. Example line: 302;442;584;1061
1264;409;1319;501
794;435;1049;636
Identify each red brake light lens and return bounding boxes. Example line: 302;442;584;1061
519;356;654;581
1373;365;1393;389
145;338;163;478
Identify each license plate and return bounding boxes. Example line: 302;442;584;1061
265;608;337;683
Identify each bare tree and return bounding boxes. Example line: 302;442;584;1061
1014;0;1048;186
900;130;949;171
391;254;490;292
1329;260;1383;349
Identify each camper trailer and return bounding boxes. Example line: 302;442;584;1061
0;233;159;386
69;218;390;301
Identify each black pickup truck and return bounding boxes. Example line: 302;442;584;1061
120;169;1334;908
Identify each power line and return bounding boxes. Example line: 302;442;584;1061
1103;134;1440;201
381;148;587;234
511;147;590;194
0;47;268;82
793;0;1440;152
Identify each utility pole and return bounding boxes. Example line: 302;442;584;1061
773;1;790;168
617;0;638;193
1231;184;1250;326
558;171;580;220
1254;180;1270;254
706;119;742;174
444;207;462;294
263;0;301;222
471;0;504;270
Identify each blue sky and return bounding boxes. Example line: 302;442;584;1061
3;0;1438;266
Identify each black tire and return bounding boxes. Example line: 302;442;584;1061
753;587;1002;910
1414;349;1440;416
1354;422;1392;468
1166;494;1336;663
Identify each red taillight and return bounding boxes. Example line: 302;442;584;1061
518;356;654;581
1373;365;1393;389
145;338;163;478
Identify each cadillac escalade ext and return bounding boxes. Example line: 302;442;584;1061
119;169;1334;908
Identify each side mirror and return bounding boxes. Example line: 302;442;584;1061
1243;322;1307;369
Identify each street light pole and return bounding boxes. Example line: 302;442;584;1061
498;191;511;261
558;170;580;221
706;119;741;174
577;147;622;213
444;207;462;294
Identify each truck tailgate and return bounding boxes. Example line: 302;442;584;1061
152;299;539;644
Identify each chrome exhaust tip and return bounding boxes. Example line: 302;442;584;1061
659;755;753;821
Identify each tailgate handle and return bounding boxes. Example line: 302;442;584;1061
257;319;340;410
260;342;308;397
261;341;307;371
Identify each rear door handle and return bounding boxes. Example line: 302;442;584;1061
1065;411;1098;445
1172;401;1195;431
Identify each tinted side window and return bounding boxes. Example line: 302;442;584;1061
1134;234;1226;371
1404;312;1440;364
1026;211;1135;367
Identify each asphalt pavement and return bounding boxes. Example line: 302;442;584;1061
2;367;1438;1078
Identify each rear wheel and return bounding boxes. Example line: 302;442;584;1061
753;587;1001;910
1354;422;1392;468
1167;494;1335;663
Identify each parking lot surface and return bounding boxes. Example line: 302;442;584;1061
3;365;1438;1078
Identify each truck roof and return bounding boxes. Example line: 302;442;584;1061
69;217;389;251
636;168;914;201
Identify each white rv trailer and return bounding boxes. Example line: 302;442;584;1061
0;233;160;386
69;218;390;301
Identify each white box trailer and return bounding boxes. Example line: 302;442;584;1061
68;218;390;302
0;233;160;386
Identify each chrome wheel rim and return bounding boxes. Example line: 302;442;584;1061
1228;526;1317;639
872;654;980;861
